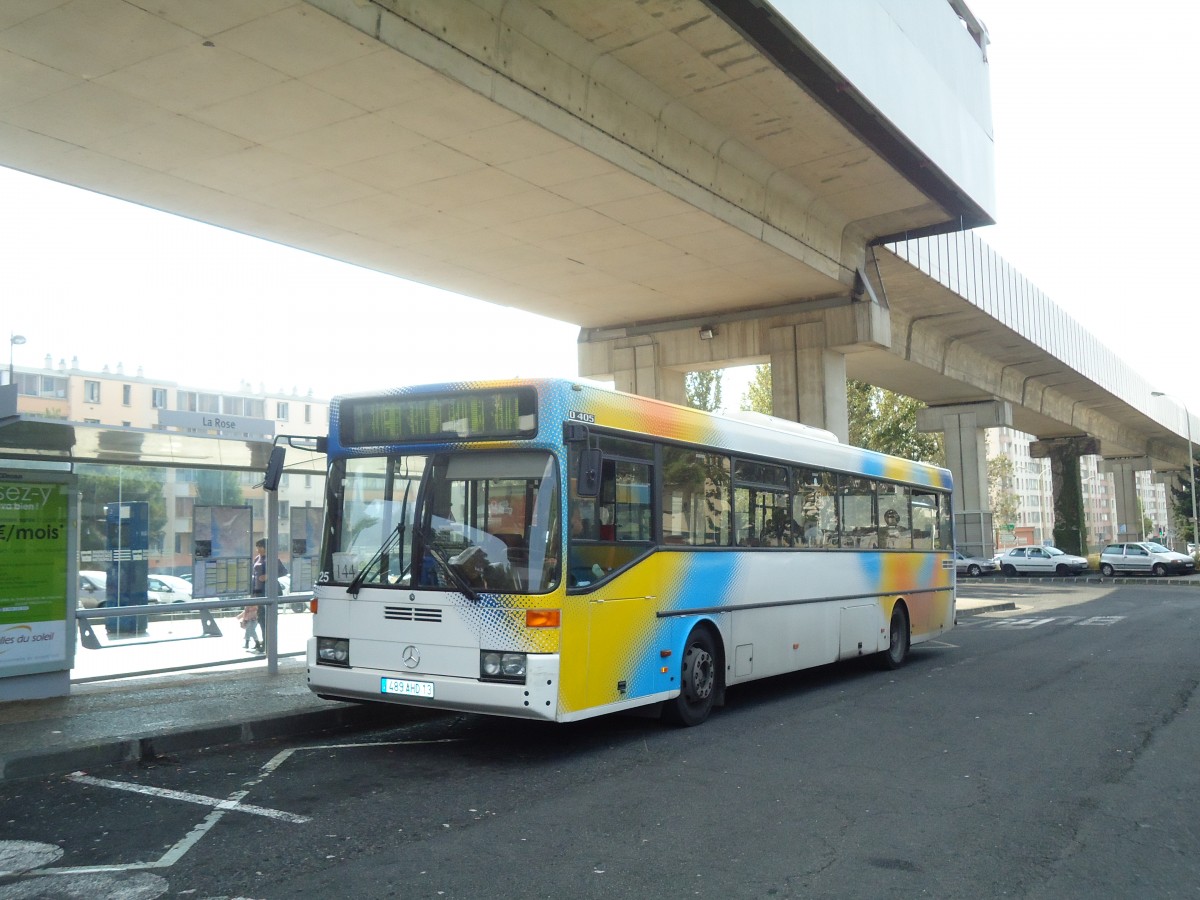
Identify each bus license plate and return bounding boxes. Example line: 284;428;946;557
381;677;434;698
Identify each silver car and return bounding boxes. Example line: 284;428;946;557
995;545;1089;576
1099;541;1196;577
954;549;997;577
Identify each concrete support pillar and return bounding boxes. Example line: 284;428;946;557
1100;457;1151;542
1029;436;1100;556
581;337;686;406
915;400;1012;558
768;323;848;442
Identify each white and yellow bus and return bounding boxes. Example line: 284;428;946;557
307;378;955;726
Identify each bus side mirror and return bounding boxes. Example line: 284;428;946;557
264;445;286;491
576;448;602;497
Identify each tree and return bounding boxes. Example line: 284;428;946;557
740;368;944;465
846;380;945;465
988;455;1020;530
195;469;245;507
685;370;723;412
1165;458;1200;547
742;364;772;415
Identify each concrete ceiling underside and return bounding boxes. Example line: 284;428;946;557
0;0;970;331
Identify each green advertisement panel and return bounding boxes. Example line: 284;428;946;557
0;471;76;677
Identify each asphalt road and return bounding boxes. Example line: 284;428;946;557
2;582;1199;899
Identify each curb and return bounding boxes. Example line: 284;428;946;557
986;574;1200;588
0;703;406;783
957;601;1017;615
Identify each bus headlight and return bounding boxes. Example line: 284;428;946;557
480;650;526;683
316;637;350;667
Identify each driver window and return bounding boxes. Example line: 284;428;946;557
421;452;559;593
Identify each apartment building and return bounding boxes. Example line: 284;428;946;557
8;355;328;575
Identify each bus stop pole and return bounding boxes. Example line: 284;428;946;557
266;485;279;675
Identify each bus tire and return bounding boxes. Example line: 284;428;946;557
879;603;910;670
664;627;719;727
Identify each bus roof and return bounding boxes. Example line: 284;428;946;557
328;378;952;492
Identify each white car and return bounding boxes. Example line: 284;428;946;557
148;574;194;603
1099;542;1196;577
994;546;1089;576
77;571;107;608
78;570;195;605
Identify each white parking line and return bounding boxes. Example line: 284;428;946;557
67;772;311;824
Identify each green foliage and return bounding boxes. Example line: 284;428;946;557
195;469;245;507
846;380;945;466
685;370;723;412
741;364;773;415
987;455;1020;527
739;369;943;465
1165;457;1200;544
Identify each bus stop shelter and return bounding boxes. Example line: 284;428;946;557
0;384;325;701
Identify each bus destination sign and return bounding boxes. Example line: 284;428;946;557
342;388;538;446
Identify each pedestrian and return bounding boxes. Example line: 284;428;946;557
251;538;287;653
237;604;261;652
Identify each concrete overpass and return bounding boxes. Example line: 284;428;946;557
0;0;1194;554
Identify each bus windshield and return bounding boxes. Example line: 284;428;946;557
326;451;561;594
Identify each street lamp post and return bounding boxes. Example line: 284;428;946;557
7;334;25;386
1152;391;1199;555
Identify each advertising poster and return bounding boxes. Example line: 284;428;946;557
0;472;75;677
191;505;252;598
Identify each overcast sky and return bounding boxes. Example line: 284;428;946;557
2;1;1196;415
968;0;1200;416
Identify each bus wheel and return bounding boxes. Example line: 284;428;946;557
664;628;718;726
879;603;910;670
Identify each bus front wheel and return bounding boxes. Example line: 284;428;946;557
664;628;718;727
879;603;910;670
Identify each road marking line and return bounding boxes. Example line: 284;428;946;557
67;772;311;824
38;739;462;877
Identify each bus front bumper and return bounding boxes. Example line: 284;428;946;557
306;642;561;722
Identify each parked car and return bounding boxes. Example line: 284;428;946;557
954;549;997;577
275;574;312;613
1099;541;1197;577
148;573;193;603
77;571;106;608
994;545;1089;576
78;570;194;605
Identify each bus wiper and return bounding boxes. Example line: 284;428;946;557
348;523;403;598
425;544;479;602
349;481;413;598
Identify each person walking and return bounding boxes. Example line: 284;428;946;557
251;538;287;654
237;604;261;652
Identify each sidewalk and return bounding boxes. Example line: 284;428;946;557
0;611;407;783
0;593;1020;783
0;660;405;782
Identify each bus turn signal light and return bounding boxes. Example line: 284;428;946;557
526;609;561;628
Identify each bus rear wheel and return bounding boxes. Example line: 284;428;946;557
879;603;910;670
664;628;718;727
